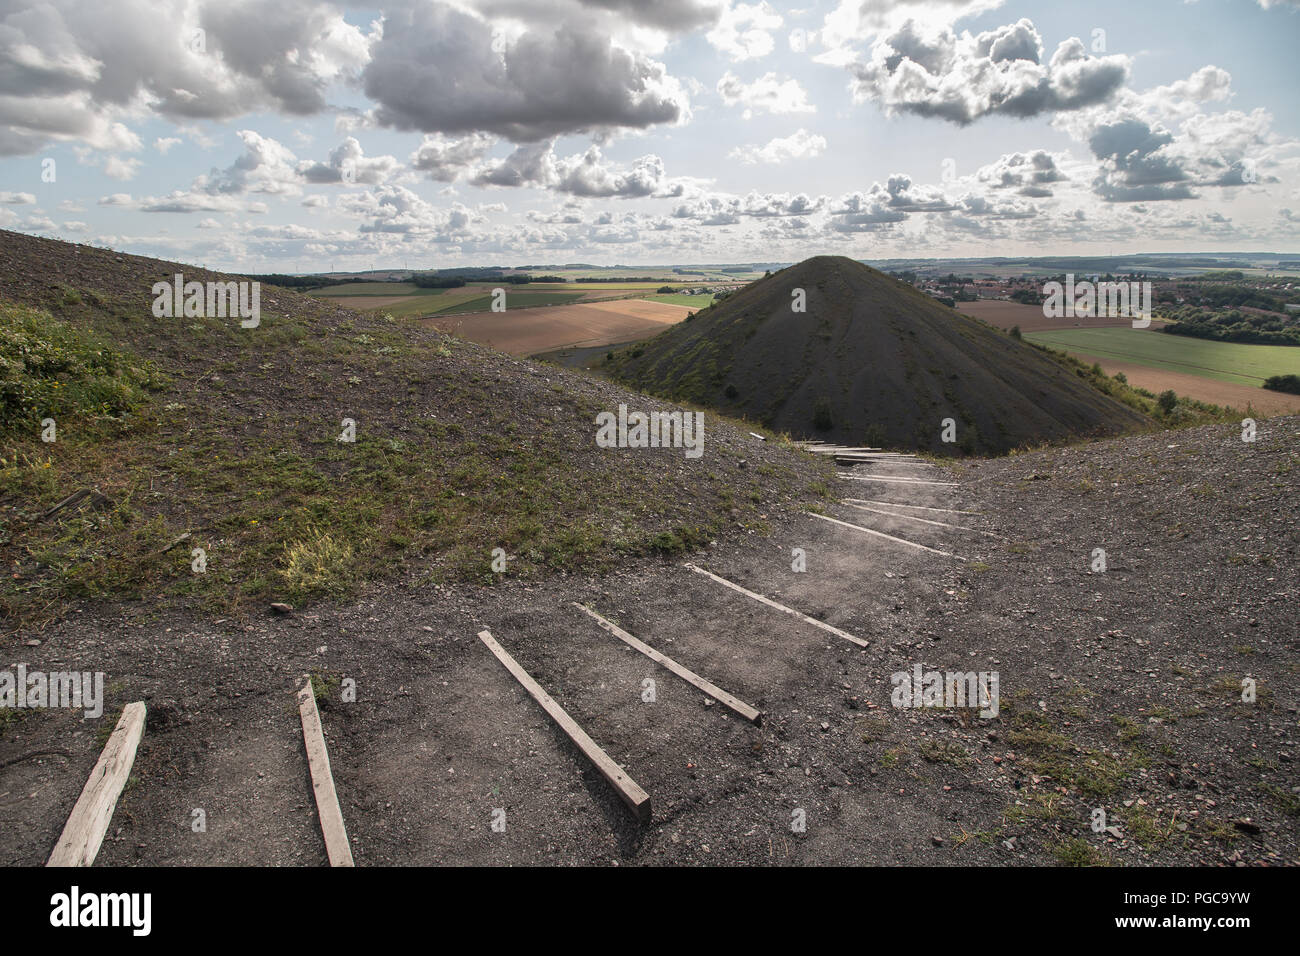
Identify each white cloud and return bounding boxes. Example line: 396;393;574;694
729;128;826;164
706;2;783;61
297;136;400;185
363;3;689;141
410;133;497;182
717;71;815;117
849;19;1129;124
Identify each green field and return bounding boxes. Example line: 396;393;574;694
375;293;484;318
315;281;433;296
1024;327;1300;386
649;293;715;308
428;290;588;315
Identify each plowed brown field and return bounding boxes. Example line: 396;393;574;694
424;298;692;355
959;298;1135;332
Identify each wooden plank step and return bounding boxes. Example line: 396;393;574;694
48;701;146;867
810;512;966;560
684;564;868;648
574;604;762;725
837;474;957;487
478;629;652;822
297;676;355;867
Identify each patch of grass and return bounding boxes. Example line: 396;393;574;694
918;737;971;766
1052;837;1111;867
1259;783;1300;816
1111;715;1143;743
282;529;355;600
1122;803;1172;850
0;300;165;438
1005;709;1130;798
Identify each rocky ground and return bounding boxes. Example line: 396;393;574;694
3;415;1296;866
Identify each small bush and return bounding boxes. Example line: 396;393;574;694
1263;374;1300;395
1157;389;1178;414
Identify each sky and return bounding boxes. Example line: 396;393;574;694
1;0;1298;271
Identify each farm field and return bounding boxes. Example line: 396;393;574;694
314;281;431;296
958;298;1140;332
1023;327;1300;386
334;292;486;317
649;292;715;308
1058;355;1300;414
429;289;588;315
1024;327;1300;413
424;297;691;355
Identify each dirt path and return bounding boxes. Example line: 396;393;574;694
3;422;1297;867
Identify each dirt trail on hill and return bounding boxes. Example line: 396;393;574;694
4;418;1296;867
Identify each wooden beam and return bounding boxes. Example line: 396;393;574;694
842;502;998;537
297;677;355;867
837;474;957;487
478;629;652;822
47;701;146;867
574;604;762;725
810;512;965;560
845;498;980;516
684;563;868;648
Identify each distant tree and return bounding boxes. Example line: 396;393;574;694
1263;374;1300;395
1009;325;1022;339
1157;389;1178;413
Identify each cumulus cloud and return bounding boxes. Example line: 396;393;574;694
707;2;783;61
729;128;826;164
717;71;815;116
470;140;684;198
828;174;955;231
0;191;35;204
975;149;1066;197
1050;67;1290;202
297;136;399;185
410;133;497;182
0;0;370;154
198;130;302;196
341;184;482;238
849;18;1129;124
672;191;824;224
363;4;689;142
572;0;724;31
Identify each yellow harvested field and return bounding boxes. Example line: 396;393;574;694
424;298;692;355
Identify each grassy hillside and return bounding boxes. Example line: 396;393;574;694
605;256;1156;454
0;230;832;635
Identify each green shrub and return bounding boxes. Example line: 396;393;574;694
0;299;163;437
1263;374;1300;395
